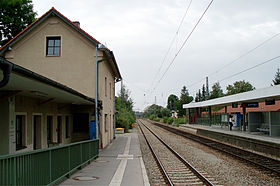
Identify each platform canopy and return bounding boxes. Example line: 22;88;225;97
0;58;96;105
183;85;280;109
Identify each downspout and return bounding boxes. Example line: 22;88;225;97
95;45;99;140
113;78;116;139
0;62;12;88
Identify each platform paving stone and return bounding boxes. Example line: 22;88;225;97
60;129;150;186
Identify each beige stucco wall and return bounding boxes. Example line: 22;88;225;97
14;96;74;153
5;16;103;98
3;15;118;149
0;98;15;155
98;60;115;147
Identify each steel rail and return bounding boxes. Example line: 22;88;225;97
151;120;280;176
138;120;173;186
138;119;214;186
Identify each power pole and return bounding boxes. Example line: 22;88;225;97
206;76;209;100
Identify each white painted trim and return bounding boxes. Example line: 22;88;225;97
109;159;127;186
140;157;150;186
109;136;132;186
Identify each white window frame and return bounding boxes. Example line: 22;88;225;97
45;35;62;57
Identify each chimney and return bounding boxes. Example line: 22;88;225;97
73;21;80;27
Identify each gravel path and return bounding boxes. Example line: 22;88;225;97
137;119;280;185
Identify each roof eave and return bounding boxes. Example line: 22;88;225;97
183;85;280;109
109;51;122;81
0;57;99;104
0;8;54;55
0;7;101;55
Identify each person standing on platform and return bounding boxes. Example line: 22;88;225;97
229;115;233;131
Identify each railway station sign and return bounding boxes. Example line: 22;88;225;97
232;102;238;108
265;99;275;105
241;102;259;108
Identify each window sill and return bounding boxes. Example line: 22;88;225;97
46;55;60;57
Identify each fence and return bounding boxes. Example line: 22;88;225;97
196;114;228;127
0;139;99;185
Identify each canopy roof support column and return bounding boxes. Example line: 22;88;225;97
187;108;190;124
225;106;228;126
242;106;246;131
209;106;212;125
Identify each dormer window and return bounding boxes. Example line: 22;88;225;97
46;36;61;56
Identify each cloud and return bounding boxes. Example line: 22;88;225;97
32;0;280;111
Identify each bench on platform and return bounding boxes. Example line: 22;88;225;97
257;123;269;133
115;128;125;134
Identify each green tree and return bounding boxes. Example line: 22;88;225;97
210;82;224;99
195;82;210;102
161;107;170;117
143;104;170;118
167;94;179;110
0;0;36;46
272;68;280;85
117;84;133;111
115;85;135;132
178;86;193;117
195;89;202;102
201;84;206;101
226;80;255;95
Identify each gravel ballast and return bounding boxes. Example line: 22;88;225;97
137;119;280;185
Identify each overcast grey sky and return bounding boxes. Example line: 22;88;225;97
33;0;280;111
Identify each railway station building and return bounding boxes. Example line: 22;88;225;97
0;7;122;155
183;85;280;137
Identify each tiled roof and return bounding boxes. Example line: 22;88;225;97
0;7;121;79
0;7;101;53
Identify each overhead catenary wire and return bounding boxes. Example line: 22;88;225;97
218;55;280;83
149;0;193;91
123;78;148;93
186;32;280;89
193;55;280;96
211;32;280;76
151;0;214;93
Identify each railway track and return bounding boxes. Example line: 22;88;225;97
149;119;280;176
138;119;216;186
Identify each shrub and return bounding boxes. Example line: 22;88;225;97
167;117;174;125
116;108;135;132
149;114;157;120
115;85;135;133
163;116;169;123
174;117;186;127
153;117;160;122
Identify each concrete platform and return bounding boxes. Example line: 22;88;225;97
60;129;150;186
180;124;280;158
